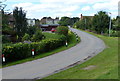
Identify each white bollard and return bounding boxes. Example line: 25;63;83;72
66;41;68;47
32;49;35;58
3;57;5;63
2;54;5;64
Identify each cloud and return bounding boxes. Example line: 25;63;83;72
81;6;90;11
11;1;80;19
12;3;33;8
92;0;119;11
10;0;118;19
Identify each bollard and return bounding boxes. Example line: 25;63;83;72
76;37;78;42
66;41;68;47
2;54;6;65
32;49;35;58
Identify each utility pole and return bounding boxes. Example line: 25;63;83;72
109;12;111;37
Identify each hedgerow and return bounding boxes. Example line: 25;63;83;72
2;35;67;62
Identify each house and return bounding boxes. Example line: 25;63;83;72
3;13;15;28
40;17;59;25
40;24;59;31
53;17;59;24
80;14;93;20
40;17;60;31
27;19;36;26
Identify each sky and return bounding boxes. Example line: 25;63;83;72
2;0;119;19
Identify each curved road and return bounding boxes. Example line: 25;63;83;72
2;28;105;79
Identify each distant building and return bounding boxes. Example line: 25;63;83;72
27;19;36;26
40;24;59;31
80;14;93;20
40;17;59;25
3;13;15;28
40;17;60;31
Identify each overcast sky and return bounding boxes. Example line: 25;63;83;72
3;0;119;19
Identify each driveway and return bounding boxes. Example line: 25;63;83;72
1;28;106;80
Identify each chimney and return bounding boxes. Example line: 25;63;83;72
80;14;83;20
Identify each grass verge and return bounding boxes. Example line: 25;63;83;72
42;29;118;79
3;32;80;68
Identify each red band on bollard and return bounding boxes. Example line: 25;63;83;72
32;49;34;51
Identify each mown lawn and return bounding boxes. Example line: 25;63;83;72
3;32;80;67
43;31;118;79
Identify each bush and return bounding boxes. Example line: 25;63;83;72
22;33;30;41
31;30;44;42
2;35;11;43
27;26;36;36
56;26;69;36
111;31;120;37
2;36;67;63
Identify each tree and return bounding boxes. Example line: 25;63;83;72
112;16;120;31
56;26;68;36
59;17;71;26
92;11;109;34
59;17;79;26
13;7;28;41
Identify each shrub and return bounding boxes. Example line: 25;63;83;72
2;35;11;43
56;26;69;36
31;30;44;42
111;31;120;37
27;26;36;36
2;36;67;63
22;33;30;41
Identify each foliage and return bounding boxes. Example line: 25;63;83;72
112;16;120;31
2;31;79;67
2;37;66;62
31;30;43;42
59;16;79;26
13;7;28;41
74;11;111;34
2;10;9;29
92;11;109;34
111;31;120;37
74;16;92;30
27;26;36;36
56;26;69;36
22;33;30;41
2;35;11;43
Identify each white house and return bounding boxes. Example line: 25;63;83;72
27;19;36;26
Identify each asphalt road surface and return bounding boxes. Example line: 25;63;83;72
1;28;106;80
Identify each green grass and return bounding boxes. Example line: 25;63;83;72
42;30;118;79
3;32;80;67
43;32;61;39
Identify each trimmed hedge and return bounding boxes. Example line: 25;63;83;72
2;35;66;62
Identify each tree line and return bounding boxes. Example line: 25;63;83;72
59;11;119;37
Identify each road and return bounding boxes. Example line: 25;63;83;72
2;28;106;80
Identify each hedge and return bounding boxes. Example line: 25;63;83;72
2;35;66;63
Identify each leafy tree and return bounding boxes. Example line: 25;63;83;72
112;16;120;31
22;33;30;42
56;26;68;36
59;17;79;26
13;7;28;41
59;17;71;26
92;11;109;34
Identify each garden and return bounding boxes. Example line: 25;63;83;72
2;26;80;66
